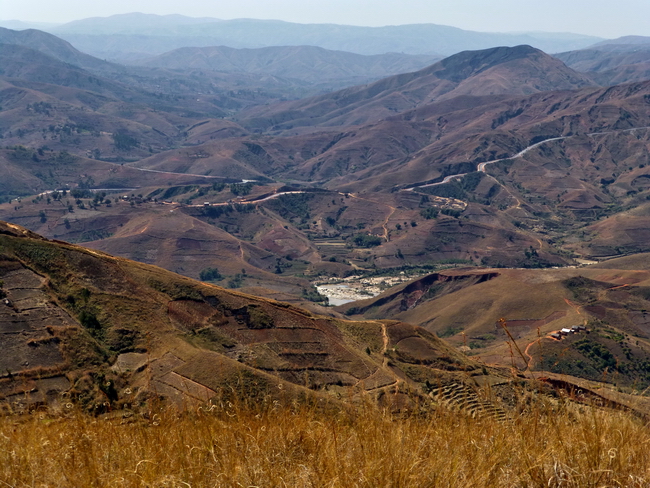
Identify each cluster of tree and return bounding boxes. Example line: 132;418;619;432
199;267;223;282
112;131;139;151
301;287;328;304
351;233;382;248
266;193;314;221
230;182;255;196
420;207;439;219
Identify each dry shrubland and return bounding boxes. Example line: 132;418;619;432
1;393;649;488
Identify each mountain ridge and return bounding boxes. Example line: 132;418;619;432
555;37;650;86
137;45;441;87
45;13;603;59
238;44;597;131
0;26;115;72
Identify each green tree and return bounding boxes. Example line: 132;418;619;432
199;267;223;282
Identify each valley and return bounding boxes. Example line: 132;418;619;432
3;9;650;483
1;13;650;435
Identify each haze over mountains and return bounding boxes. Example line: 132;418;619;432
557;36;650;86
138;45;441;89
3;12;650;409
239;45;596;131
35;13;603;60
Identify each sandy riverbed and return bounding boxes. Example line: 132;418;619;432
316;273;424;306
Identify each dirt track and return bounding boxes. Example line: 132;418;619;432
407;126;650;192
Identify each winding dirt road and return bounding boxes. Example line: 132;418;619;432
381;206;397;242
406;126;650;192
524;338;541;366
131;167;251;180
350;322;402;393
380;322;390;367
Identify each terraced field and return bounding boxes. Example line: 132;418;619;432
428;381;509;421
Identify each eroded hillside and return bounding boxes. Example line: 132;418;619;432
0;220;517;414
340;257;650;390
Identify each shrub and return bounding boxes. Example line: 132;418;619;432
112;131;139;151
351;234;382;248
420;208;439;219
200;267;223;282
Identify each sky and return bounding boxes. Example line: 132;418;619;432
2;0;649;39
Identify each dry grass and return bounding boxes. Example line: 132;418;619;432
1;395;650;487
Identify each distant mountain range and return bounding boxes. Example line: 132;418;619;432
0;26;430;98
239;45;596;131
137;45;441;88
0;26;113;71
0;20;61;30
3;27;650;276
556;36;650;86
24;13;604;60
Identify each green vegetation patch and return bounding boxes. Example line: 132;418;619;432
437;325;464;338
189;326;237;353
420;207;439;219
230;182;255;196
202;205;234;219
301;287;328;304
73;229;113;243
234;304;274;329
563;276;603;303
265;193;314;221
199;267;223;282
10;240;64;273
112;131;139;151
574;339;617;370
351;234;383;248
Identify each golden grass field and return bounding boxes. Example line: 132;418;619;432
1;394;649;488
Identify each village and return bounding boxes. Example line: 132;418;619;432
550;325;588;341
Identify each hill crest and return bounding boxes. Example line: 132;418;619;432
239;44;596;131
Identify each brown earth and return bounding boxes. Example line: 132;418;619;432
3;41;650;278
238;45;595;132
339;258;650;389
2;220;649;419
0;219;495;413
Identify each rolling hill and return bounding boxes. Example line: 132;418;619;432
239;45;596;131
3;43;650;292
0;218;508;413
0;26;330;127
2;219;650;424
2;32;650;331
0;26;114;72
5;17;650;483
138;45;441;89
556;36;650;86
338;257;650;388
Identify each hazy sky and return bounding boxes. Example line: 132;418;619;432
3;0;649;39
